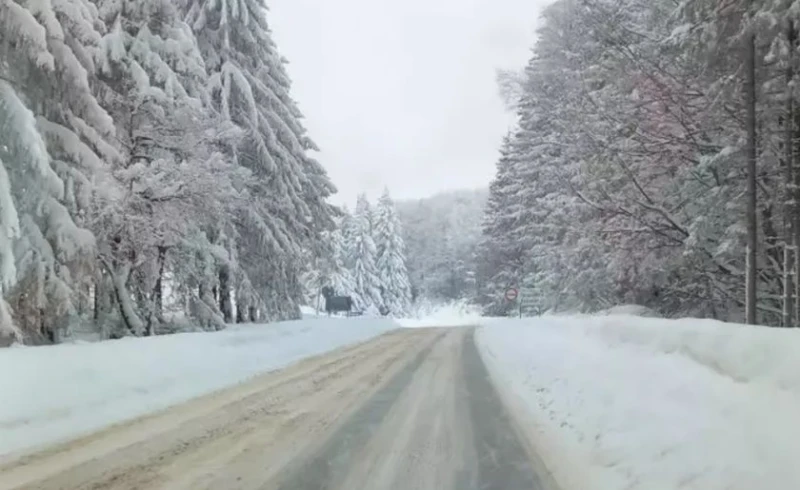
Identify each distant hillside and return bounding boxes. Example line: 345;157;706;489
396;188;488;301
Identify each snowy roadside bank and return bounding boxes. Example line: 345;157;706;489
476;315;800;490
0;317;397;458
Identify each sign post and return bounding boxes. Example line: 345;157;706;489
504;287;520;318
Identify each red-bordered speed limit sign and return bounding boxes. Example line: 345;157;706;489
504;287;519;301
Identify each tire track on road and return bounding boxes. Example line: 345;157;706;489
0;328;443;490
269;328;545;490
0;327;550;490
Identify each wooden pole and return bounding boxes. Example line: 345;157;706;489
745;31;758;325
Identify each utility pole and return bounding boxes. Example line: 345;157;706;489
517;183;525;319
783;20;796;327
745;30;758;325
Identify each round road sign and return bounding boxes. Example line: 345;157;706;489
504;287;519;301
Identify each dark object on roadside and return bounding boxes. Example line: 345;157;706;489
325;295;353;315
321;286;335;299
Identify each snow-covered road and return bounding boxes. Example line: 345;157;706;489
0;328;547;490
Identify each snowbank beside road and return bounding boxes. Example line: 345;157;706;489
476;315;800;490
0;317;397;458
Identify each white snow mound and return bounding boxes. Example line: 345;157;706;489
397;300;481;327
595;304;661;317
0;317;396;458
476;315;800;490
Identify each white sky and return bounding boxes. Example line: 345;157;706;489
268;0;549;205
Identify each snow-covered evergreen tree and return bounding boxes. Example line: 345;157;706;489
349;195;383;312
476;135;526;315
0;0;338;343
301;219;357;311
90;0;248;335
179;0;337;322
374;190;412;315
0;0;117;342
324;226;357;301
474;0;800;322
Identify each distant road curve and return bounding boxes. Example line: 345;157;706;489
0;327;552;490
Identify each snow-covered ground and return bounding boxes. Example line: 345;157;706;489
476;315;800;490
0;317;397;458
397;299;482;327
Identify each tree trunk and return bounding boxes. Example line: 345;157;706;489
745;31;758;325
784;20;796;327
236;299;246;323
218;265;233;323
94;280;101;322
249;306;256;322
108;262;144;335
43;307;54;343
146;246;168;336
155;246;167;320
94;274;114;326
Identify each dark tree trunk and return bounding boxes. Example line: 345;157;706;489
110;264;142;336
236;298;246;323
94;280;101;322
219;265;233;323
154;246;167;320
249;306;257;322
44;308;54;343
146;246;168;336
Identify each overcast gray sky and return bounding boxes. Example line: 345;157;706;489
268;0;549;205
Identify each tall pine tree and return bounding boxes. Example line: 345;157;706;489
349;194;383;312
374;189;412;315
179;0;337;321
0;0;117;342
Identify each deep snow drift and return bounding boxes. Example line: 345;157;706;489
477;315;800;490
0;317;397;458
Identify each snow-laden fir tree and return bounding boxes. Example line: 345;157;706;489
180;0;337;322
301;222;356;311
476;135;526;315
92;0;247;335
348;195;383;312
326;226;358;301
374;190;412;315
475;0;800;322
0;0;117;343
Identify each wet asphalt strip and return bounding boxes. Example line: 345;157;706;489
461;329;544;490
275;329;544;490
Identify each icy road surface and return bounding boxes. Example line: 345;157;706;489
0;328;548;490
